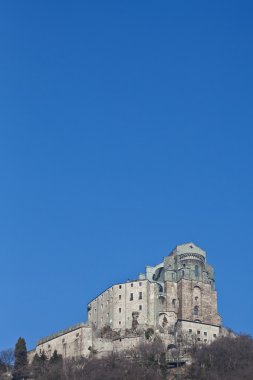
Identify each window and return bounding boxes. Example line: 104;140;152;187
119;308;121;313
213;334;217;338
62;339;65;343
139;282;142;286
139;305;142;310
101;304;103;309
194;306;199;316
189;329;192;333
119;295;121;300
139;292;142;300
172;299;176;306
182;270;184;276
119;321;121;325
119;285;122;289
76;333;79;337
204;332;207;336
197;330;200;335
204;339;207;342
130;293;133;301
195;265;199;278
131;283;133;287
48;344;50;348
197;338;201;341
195;296;198;301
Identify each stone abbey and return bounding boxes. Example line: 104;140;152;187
29;242;225;360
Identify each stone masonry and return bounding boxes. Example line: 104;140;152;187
29;242;223;361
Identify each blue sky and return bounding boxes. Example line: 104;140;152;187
0;1;253;350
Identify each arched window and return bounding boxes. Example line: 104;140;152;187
194;306;199;316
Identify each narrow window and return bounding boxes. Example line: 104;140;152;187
130;293;133;301
197;338;201;341
189;329;192;333
131;283;133;287
204;339;207;342
197;330;200;335
182;270;184;276
119;295;121;300
76;333;79;337
119;308;121;313
139;292;142;300
204;332;207;336
139;305;142;310
119;285;122;289
195;265;199;278
139;282;142;286
213;334;217;338
119;321;121;325
194;306;199;316
172;299;176;306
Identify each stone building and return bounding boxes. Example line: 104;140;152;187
29;242;223;361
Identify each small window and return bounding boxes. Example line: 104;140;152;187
139;282;142;286
119;321;121;325
197;330;200;335
101;304;103;309
195;265;199;277
172;299;176;306
189;329;192;333
204;339;207;342
62;339;65;343
131;283;133;287
213;334;217;338
197;338;201;341
204;332;207;336
119;295;121;300
119;308;121;313
139;292;142;300
76;333;79;337
139;305;142;310
182;270;184;276
48;344;50;348
194;306;199;316
195;296;198;301
119;285;122;289
130;293;133;301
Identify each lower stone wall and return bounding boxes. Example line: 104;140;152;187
177;320;220;344
33;323;92;361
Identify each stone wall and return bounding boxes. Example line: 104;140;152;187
35;323;92;360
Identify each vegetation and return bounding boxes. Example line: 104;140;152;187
1;334;253;379
12;338;28;380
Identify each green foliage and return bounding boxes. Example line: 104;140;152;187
12;337;28;380
48;350;62;366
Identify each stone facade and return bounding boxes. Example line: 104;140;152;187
29;242;223;361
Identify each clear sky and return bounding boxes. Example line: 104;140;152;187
0;1;253;350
